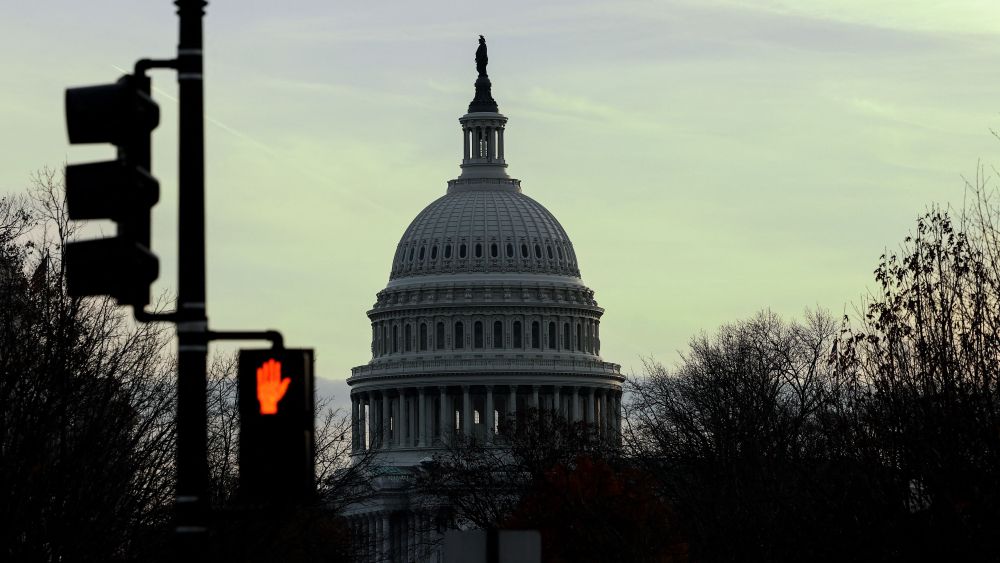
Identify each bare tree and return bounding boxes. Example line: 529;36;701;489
2;170;371;562
625;310;877;563
0;170;176;562
835;178;1000;560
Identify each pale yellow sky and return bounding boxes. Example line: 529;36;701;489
3;0;1000;405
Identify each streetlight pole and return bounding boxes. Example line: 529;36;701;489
174;0;209;555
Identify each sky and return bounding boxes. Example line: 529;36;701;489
3;0;1000;408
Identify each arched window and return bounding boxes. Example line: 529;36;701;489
558;247;564;260
430;246;438;260
531;321;540;349
576;322;582;351
547;321;556;349
505;243;514;258
493;321;503;348
444;245;452;259
513;321;522;348
491;243;498;258
454;322;465;349
520;243;528;258
408;247;414;261
405;324;412;352
563;322;571;350
474;321;483;348
418;247;425;260
476;243;483;258
460;244;467;258
392;325;398;353
535;245;542;259
547;245;554;259
436;322;445;350
420;323;428;351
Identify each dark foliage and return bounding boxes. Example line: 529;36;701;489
627;180;1000;562
415;411;686;563
0;171;175;562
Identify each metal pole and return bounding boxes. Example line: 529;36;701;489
174;0;208;556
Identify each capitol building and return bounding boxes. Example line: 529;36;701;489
345;39;624;562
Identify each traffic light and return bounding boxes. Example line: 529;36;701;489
64;73;160;308
238;348;315;504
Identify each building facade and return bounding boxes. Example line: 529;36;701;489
344;41;623;562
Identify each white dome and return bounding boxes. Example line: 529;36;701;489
390;181;581;280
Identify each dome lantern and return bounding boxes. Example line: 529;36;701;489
459;36;509;180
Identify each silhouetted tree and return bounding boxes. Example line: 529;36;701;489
1;170;370;562
627;176;1000;562
0;170;175;562
835;182;1000;560
625;310;897;562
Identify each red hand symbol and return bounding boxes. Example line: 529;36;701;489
256;359;290;415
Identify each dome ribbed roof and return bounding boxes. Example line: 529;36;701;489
389;184;581;280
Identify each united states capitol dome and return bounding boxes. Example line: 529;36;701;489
389;184;582;281
347;37;622;475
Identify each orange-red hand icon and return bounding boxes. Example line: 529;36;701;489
256;359;290;415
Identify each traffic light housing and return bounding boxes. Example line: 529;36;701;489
64;73;160;308
238;348;315;504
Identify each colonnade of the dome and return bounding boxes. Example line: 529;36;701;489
461;114;506;165
350;383;622;453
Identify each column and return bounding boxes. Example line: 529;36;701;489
418;387;427;447
401;391;411;448
351;396;359;451
381;392;391;448
531;385;540;410
370;513;378;563
392;393;401;448
410;394;418;447
566;386;580;422
485;385;495;444
363;393;371;450
408;513;416;562
417;512;426;562
463;125;470;161
587;388;596;425
615;393;622;436
379;513;390;563
597;389;608;435
553;385;561;419
364;517;371;563
498;127;504;160
439;386;448;445
462;385;472;438
508;385;517;421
